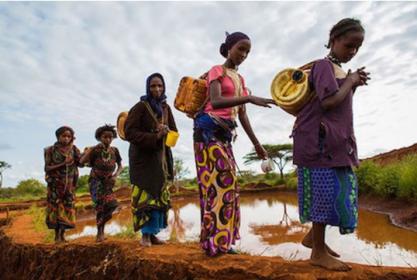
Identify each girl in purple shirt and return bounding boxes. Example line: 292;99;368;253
293;18;370;271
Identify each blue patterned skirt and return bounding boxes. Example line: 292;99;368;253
297;167;358;234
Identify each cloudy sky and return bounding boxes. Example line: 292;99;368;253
1;2;417;187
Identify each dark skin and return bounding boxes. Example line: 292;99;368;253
320;31;371;111
44;130;74;173
80;131;123;242
44;129;75;244
139;76;169;246
304;30;371;272
209;39;276;159
148;76;170;140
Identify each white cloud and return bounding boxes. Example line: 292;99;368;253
1;2;417;186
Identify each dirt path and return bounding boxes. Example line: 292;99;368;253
3;213;46;244
1;218;416;280
2;189;417;279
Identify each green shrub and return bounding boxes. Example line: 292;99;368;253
398;155;417;200
286;176;298;190
15;179;46;197
375;165;400;198
355;161;381;194
356;154;417;201
76;175;89;194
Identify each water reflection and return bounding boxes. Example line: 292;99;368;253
67;191;417;267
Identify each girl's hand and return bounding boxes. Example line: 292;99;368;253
347;67;370;87
249;96;276;108
84;146;95;154
255;143;268;160
357;67;371;85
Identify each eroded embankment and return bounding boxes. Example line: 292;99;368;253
1;217;417;280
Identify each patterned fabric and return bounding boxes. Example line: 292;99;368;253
131;184;170;232
297;166;358;234
44;144;81;230
88;145;121;226
194;141;240;256
141;209;166;235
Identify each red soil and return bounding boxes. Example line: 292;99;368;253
363;143;417;166
1;216;417;279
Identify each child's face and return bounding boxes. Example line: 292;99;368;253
332;31;364;63
100;131;113;147
58;130;73;146
149;77;164;99
229;39;251;66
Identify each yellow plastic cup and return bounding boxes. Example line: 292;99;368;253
165;130;179;147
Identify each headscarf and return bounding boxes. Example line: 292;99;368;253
140;73;167;118
219;31;251;58
55;126;74;141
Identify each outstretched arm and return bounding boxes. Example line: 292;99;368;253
238;106;268;160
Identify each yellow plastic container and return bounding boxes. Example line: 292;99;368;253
270;68;313;116
165;130;179;147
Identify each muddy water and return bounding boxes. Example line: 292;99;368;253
67;191;417;267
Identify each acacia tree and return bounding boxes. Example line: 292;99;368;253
243;144;293;180
174;158;190;183
0;161;12;188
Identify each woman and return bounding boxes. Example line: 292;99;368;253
193;31;275;256
44;126;83;243
80;124;123;242
293;18;370;271
125;73;177;247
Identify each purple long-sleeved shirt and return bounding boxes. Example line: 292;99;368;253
292;58;359;168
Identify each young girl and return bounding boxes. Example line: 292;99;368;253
292;18;370;271
80;124;123;242
44;126;83;243
193;31;275;256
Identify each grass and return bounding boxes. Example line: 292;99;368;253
113;223;139;240
0;194;45;203
26;204;54;242
356;154;417;201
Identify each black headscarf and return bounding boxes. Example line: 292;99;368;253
219;31;251;58
140;73;167;118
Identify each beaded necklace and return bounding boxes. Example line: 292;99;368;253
101;146;112;162
326;53;342;67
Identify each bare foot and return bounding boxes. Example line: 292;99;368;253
302;231;340;258
310;252;351;271
150;234;166;245
96;234;105;243
140;234;152;247
54;230;60;243
60;229;68;243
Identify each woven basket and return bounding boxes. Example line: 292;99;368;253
116;111;129;140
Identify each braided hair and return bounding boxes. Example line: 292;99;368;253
326;18;364;49
95;124;117;141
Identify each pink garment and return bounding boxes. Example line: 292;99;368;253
204;65;249;120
